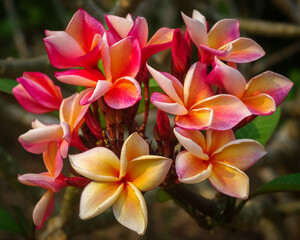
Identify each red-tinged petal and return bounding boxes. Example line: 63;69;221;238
104;77;141;109
206;129;235;155
113;182;147;235
244;71;293;106
18;124;63;154
69;147;120;181
209;161;249;199
101;34;112;80
120;132;149;178
175;108;213;130
211;139;266;171
142;41;172;64
198;43;232;64
79;181;123;219
109;37;141;81
208;19;240;49
173;127;208;159
157;109;171;141
33;191;55;229
65;176;91;188
175;151;212;184
147;27;174;46
105;15;133;39
184;62;213;108
151;92;188;115
181;12;208;47
147;64;184;104
13;85;55;114
126;155;172;191
44;31;85;68
66;9;106;52
43;141;63;178
55;69;105;87
242;94;276;115
220;37;265;63
129;17;148;48
207;58;246;98
192;94;251;130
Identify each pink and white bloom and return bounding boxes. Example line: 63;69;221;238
13;72;63;114
44;8;105;69
174;127;266;199
182;10;265;64
147;62;251;130
56;34;142;108
207;58;294;115
69;133;172;235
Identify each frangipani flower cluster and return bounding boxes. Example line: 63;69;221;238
14;8;293;235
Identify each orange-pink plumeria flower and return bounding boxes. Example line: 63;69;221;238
69;133;172;235
182;10;265;64
55;33;141;108
44;8;105;69
18;90;90;177
207;58;294;115
147;62;251;130
174;127;266;199
13;72;63;114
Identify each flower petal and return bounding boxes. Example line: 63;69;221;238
105;15;133;39
198;44;232;64
175;151;212;184
211;139;266;171
173;127;208;159
206;129;235;155
113;182;147;235
242;93;276;115
209;161;249;199
69;147;120;181
220;37;265;63
128;16;148;48
151;92;188;115
79;181;123;219
244;71;293;106
43;141;63;178
175;108;213;130
126;155;172;191
104;77;141;109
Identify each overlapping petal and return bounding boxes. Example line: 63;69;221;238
206;129;235;154
242;94;276;115
43;141;63;177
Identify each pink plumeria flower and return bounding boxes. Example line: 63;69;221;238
44;8;106;69
182;10;265;64
69;133;172;235
105;14;174;64
174;127;266;199
207;58;294;115
56;33;142;108
18;91;90;176
18;172;67;229
147;62;251;130
13;72;63;114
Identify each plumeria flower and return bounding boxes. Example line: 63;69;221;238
174;127;266;199
44;8;106;69
56;33;142;108
18;91;90;176
182;10;265;64
207;58;294;115
13;72;63;114
69;132;172;235
105;13;174;64
147;62;251;130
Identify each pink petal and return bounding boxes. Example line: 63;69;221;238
151;92;188;115
128;17;148;48
211;139;266;171
198;43;232;64
244;71;293;106
192;94;251;130
104;77;141;109
208;19;240;49
173;127;208;159
206;129;235;155
43;141;63;178
175;151;212;184
242;94;276;115
105;15;133;39
219;37;265;63
157;109;171;141
209;161;249;199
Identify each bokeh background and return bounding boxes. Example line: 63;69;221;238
0;0;300;239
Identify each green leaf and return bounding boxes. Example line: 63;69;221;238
0;207;22;235
0;78;18;94
235;107;281;145
157;187;171;203
253;173;300;196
